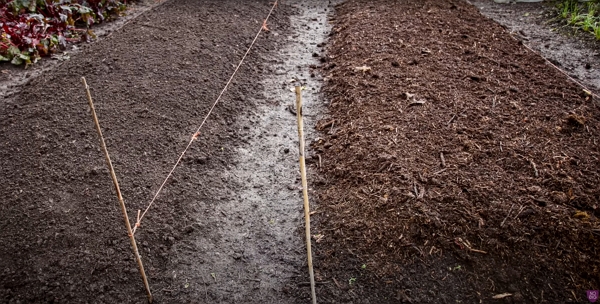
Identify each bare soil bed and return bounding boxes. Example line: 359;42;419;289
311;0;600;303
0;1;308;303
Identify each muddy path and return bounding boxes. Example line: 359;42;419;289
165;1;332;303
0;0;331;303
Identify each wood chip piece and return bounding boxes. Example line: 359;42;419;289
409;100;426;106
492;293;512;299
355;65;371;72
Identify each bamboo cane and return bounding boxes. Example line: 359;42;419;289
295;85;317;304
81;77;153;303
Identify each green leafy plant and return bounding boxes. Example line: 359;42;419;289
0;0;132;66
556;0;600;40
558;0;577;19
567;4;582;25
577;4;598;31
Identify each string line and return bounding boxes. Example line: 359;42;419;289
132;1;279;234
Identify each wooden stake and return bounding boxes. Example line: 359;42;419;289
295;86;317;304
82;77;153;303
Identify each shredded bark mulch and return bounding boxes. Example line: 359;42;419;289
310;0;600;303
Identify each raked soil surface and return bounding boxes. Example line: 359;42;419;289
310;0;599;303
0;0;333;303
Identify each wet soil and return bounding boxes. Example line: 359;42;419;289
472;0;600;95
312;0;600;303
162;1;333;303
0;0;331;303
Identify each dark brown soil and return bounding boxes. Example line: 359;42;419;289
311;0;600;303
0;1;304;303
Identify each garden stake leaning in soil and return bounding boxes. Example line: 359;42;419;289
295;85;317;304
81;77;153;304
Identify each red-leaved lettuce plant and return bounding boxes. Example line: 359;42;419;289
0;0;130;66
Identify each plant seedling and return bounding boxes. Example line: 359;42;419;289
556;0;600;39
577;11;597;32
559;1;571;19
568;6;582;26
349;277;357;285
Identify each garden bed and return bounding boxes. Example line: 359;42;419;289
0;1;297;303
310;0;600;302
2;0;599;303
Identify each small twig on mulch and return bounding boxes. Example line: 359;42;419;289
516;154;539;178
433;168;447;175
529;159;539;177
514;205;526;219
501;204;515;227
447;114;457;126
317;119;335;130
295;86;317;304
456;238;487;254
333;277;344;289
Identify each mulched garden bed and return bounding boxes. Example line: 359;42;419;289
310;0;600;302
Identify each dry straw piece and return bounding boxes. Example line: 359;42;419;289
82;77;153;303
